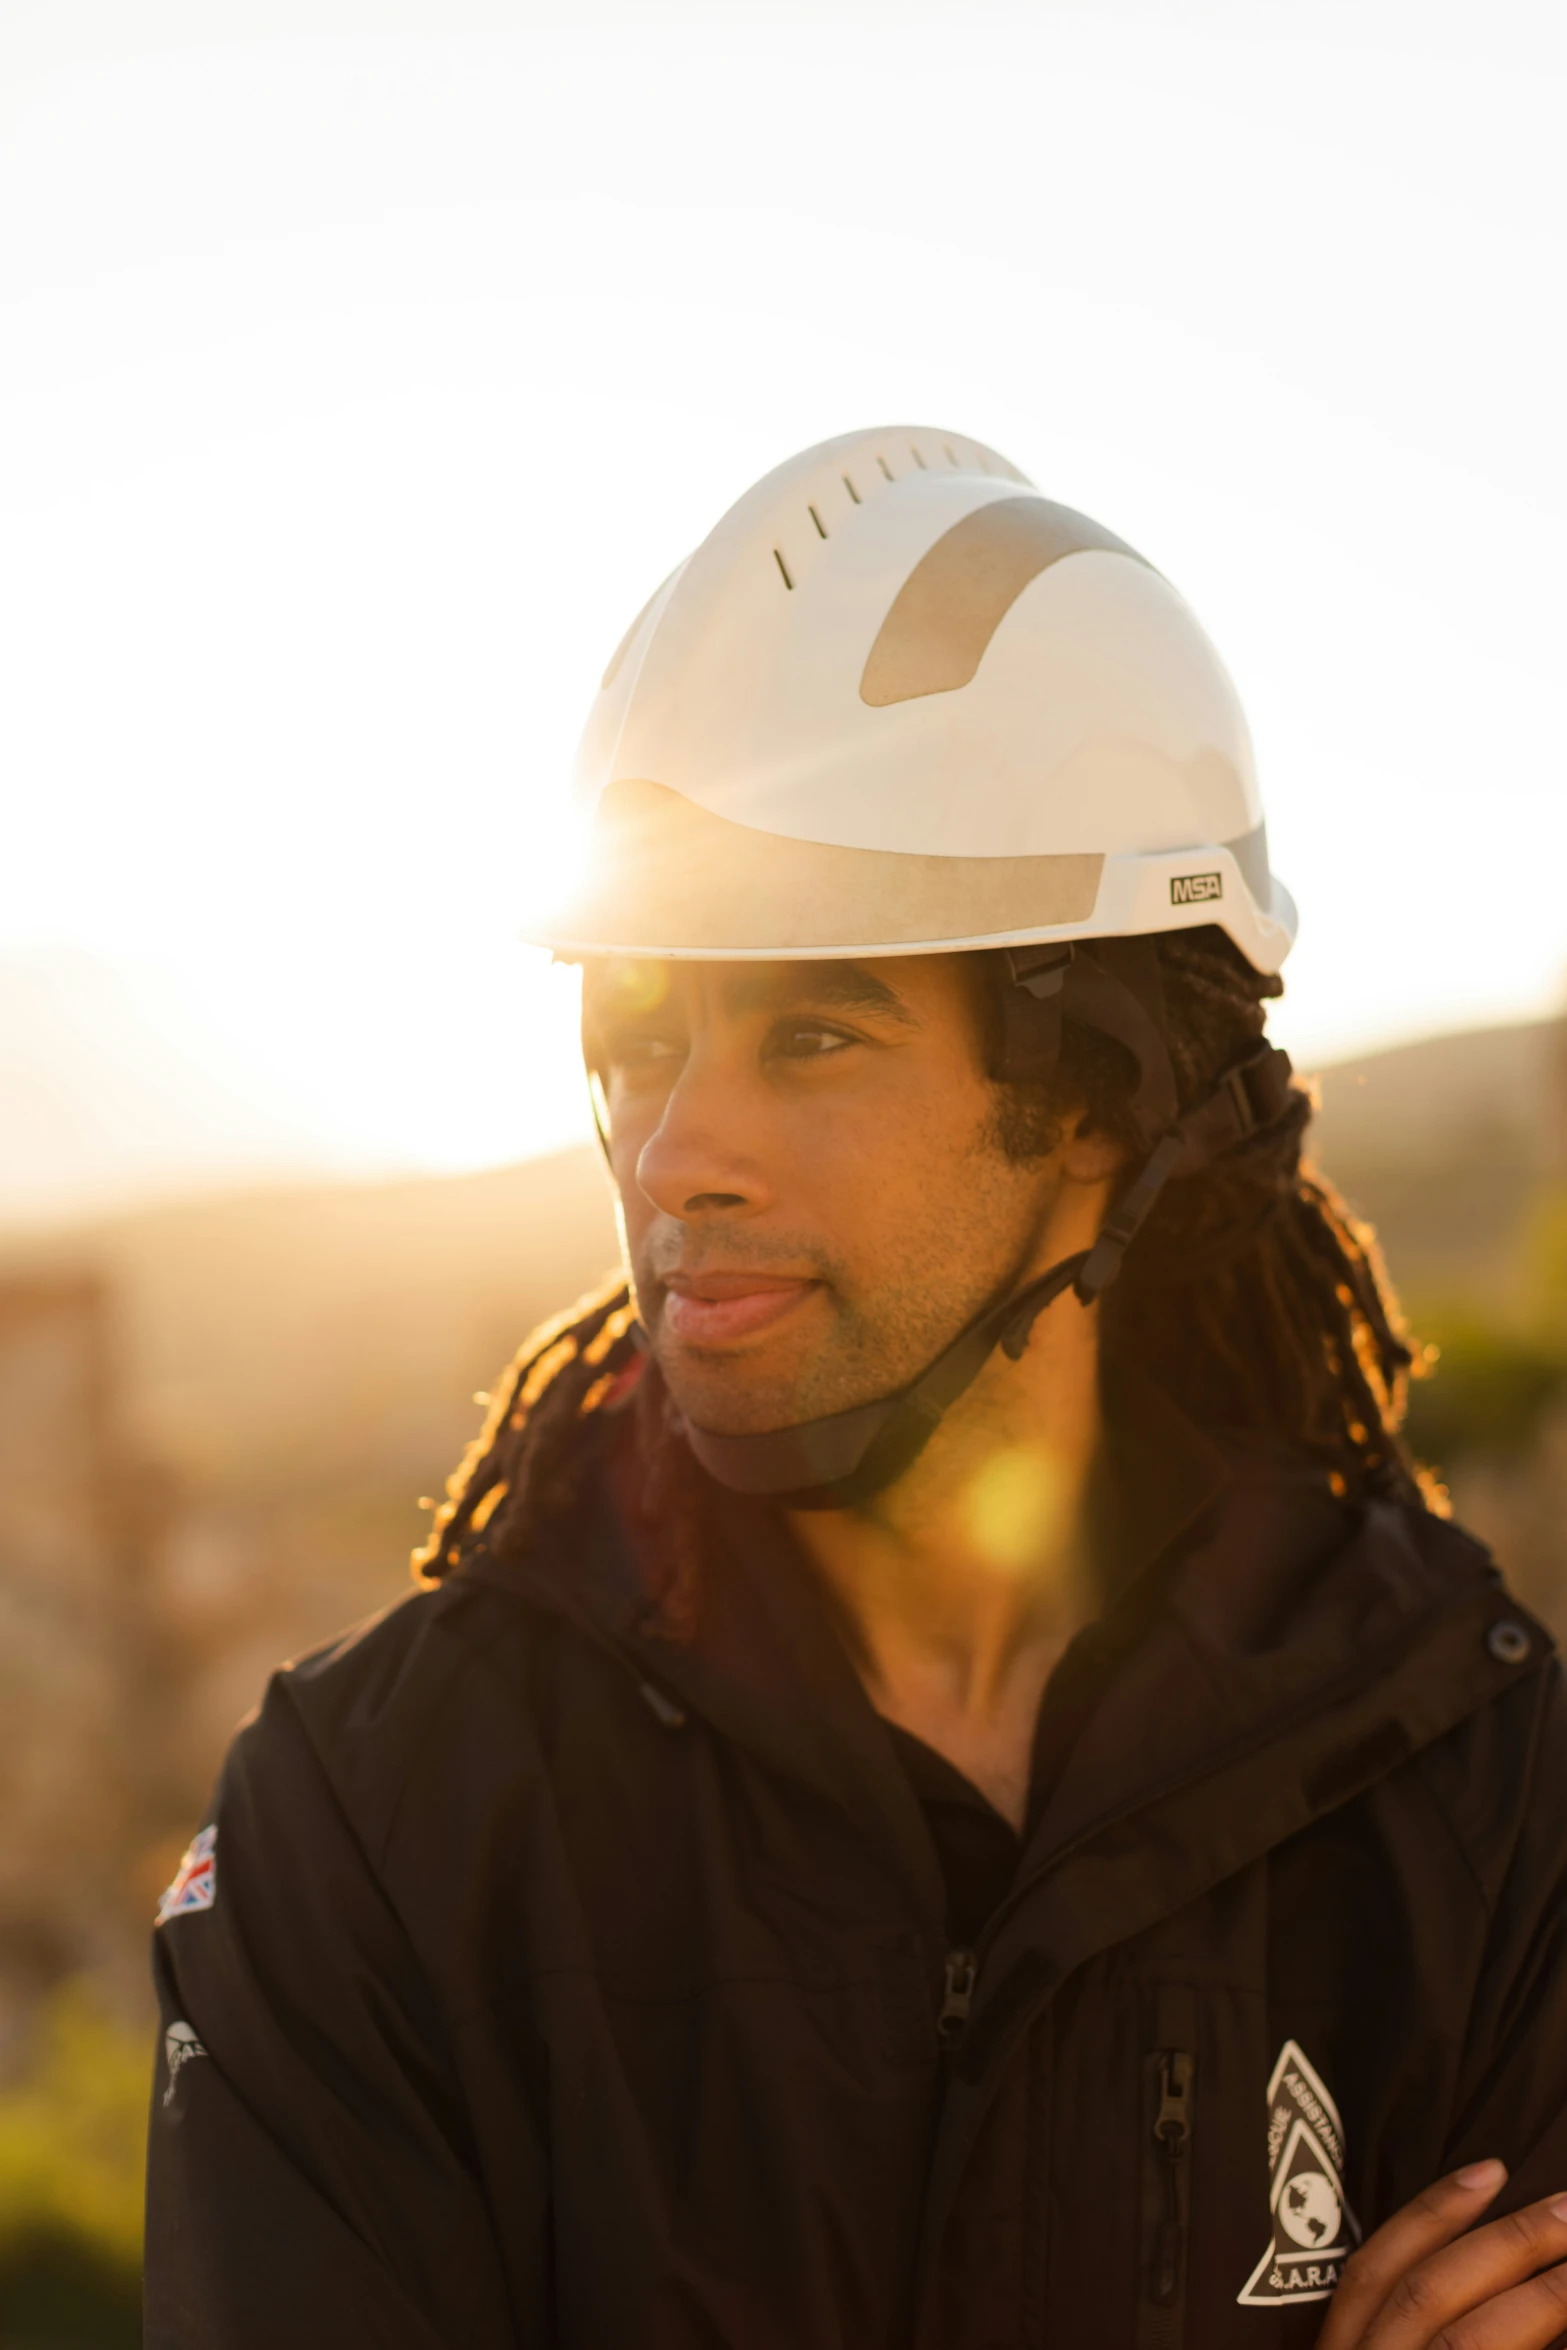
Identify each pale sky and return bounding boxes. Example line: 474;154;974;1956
4;0;1565;1185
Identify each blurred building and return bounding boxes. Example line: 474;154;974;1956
0;1278;179;2068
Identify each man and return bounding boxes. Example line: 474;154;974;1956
145;428;1567;2347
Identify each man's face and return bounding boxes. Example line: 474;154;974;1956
583;954;1075;1436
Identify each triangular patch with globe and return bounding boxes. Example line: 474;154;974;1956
1237;2039;1361;2307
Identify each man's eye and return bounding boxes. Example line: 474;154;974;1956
771;1021;854;1060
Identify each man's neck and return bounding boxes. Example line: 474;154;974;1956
788;1292;1104;1833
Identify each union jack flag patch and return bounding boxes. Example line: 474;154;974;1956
156;1826;217;1924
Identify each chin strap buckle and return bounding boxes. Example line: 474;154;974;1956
1004;943;1074;1000
1183;1045;1295;1162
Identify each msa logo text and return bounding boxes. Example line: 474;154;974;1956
1171;872;1223;906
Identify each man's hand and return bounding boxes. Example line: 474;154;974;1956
1317;2162;1567;2347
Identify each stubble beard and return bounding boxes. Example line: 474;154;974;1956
639;1199;1047;1438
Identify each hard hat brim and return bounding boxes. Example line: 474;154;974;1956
528;778;1296;974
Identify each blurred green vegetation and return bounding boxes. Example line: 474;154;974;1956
1406;1312;1567;1465
1525;1184;1567;1321
1405;1181;1567;1471
0;1984;146;2346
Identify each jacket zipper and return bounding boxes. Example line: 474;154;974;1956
1150;2049;1193;2306
1136;1985;1196;2350
938;1948;977;2045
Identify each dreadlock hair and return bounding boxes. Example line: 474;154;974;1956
977;922;1428;1509
415;923;1432;1599
412;1279;643;1584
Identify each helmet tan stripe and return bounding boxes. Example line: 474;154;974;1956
860;494;1150;708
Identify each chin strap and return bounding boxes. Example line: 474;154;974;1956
681;1033;1295;1511
680;1247;1092;1509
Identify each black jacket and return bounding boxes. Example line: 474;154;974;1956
145;1378;1567;2349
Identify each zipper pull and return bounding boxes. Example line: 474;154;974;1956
1155;2050;1193;2157
1151;2050;1194;2307
938;1948;977;2045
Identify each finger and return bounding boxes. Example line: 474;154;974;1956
1412;2255;1567;2349
1358;2195;1567;2348
1317;2165;1509;2350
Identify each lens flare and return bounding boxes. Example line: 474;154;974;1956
963;1443;1068;1572
604;959;672;1016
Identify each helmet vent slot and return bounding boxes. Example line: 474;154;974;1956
910;445;927;468
943;443;960;466
808;505;828;539
773;548;794;590
876;454;895;481
842;473;861;504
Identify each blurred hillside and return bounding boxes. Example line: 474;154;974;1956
0;948;352;1228
1311;1019;1567;1643
1311;1019;1567;1296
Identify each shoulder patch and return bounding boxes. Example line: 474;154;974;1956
156;1825;217;1924
1238;2039;1361;2307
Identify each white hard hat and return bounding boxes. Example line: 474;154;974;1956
535;424;1296;973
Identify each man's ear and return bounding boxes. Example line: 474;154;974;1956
1058;1112;1130;1186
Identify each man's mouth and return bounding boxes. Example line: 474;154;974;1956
660;1270;822;1346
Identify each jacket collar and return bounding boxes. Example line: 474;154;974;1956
458;1357;1551;2308
494;1458;951;1930
469;1366;1539;1970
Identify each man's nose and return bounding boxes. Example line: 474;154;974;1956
633;1054;773;1222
